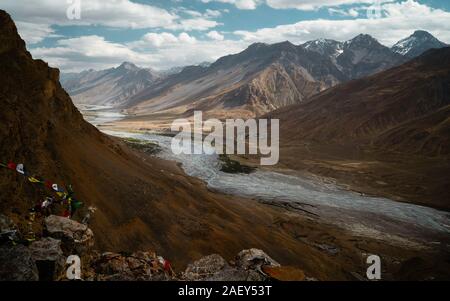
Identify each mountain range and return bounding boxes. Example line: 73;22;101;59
62;31;447;119
61;62;161;107
270;47;450;210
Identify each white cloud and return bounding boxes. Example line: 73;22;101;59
30;33;245;72
207;31;225;40
201;0;379;10
3;0;176;29
31;35;156;71
234;0;450;46
15;22;57;45
328;7;360;17
3;0;220;44
18;0;450;74
34;35;146;59
201;0;262;10
127;32;197;49
168;18;221;31
266;0;378;10
205;9;223;18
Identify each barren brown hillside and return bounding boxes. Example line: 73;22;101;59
270;47;450;210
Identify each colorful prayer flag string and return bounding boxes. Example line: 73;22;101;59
1;161;83;218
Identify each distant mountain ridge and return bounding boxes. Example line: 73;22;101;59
270;46;450;209
61;62;161;107
124;33;407;118
62;31;448;118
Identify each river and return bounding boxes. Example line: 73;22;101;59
83;108;450;248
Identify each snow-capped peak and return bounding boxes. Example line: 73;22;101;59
302;39;344;58
391;30;448;58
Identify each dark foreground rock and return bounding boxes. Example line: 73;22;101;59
29;237;66;281
0;244;39;281
0;215;307;281
182;254;250;281
91;251;171;281
0;214;20;243
180;249;305;281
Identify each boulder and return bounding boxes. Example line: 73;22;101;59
29;237;65;281
0;214;20;243
235;248;280;270
0;244;39;281
182;254;263;281
44;215;94;255
93;251;169;281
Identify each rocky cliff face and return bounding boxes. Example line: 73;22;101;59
0;9;102;215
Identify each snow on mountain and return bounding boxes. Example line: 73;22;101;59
391;30;448;58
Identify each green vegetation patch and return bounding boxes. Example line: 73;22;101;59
123;138;161;155
219;154;256;174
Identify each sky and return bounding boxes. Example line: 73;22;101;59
2;0;450;72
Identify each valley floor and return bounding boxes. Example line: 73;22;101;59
76;106;450;280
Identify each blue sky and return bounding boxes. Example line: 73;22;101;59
2;0;450;71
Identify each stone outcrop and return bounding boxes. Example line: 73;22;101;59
0;214;307;281
91;251;171;281
44;215;94;255
181;249;291;281
29;237;66;281
0;244;39;281
0;214;19;243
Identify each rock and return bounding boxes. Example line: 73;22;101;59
0;214;20;243
314;243;340;256
182;253;268;281
182;254;248;281
235;249;280;270
0;244;39;281
93;251;169;281
183;254;228;280
44;215;94;255
29;237;65;281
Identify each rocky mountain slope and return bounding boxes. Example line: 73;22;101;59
62;31;445;121
269;47;450;209
124;35;403;119
335;34;406;80
392;30;448;58
60;62;161;107
137;41;345;117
